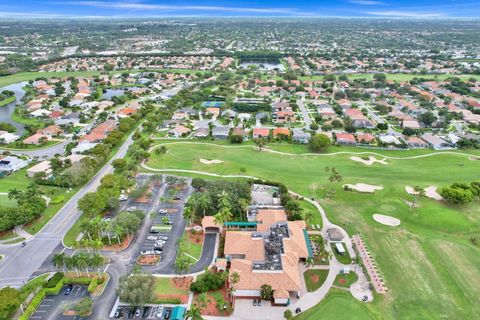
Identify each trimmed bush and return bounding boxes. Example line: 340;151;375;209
44;279;64;296
87;279;98;294
63;277;92;285
154;297;182;304
19;289;46;320
44;272;64;288
190;271;225;294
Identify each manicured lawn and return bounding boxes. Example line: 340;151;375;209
332;243;352;265
299;199;322;230
153;277;189;295
0;95;15;107
298;73;480;82
181;230;203;261
0;194;17;207
303;269;329;292
2;140;62;150
0;168;32;193
334;272;359;288
144;141;480;318
294;289;377;320
10;109;47;127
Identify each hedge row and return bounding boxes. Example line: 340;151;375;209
44;272;64;288
153;297;182;304
19;289;46;320
87;279;98;294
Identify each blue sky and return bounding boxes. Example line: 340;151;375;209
0;0;479;19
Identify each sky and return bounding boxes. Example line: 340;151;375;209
0;0;479;19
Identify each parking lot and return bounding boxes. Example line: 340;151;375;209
30;285;90;320
137;179;191;272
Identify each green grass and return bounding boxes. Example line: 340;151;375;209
0;168;32;193
2;237;25;244
181;231;203;261
0;194;17;207
153;277;188;295
144;141;480;319
332;243;352;265
0;95;16;107
10;109;46;127
0;68;207;88
334;272;359;288
1;140;62;150
298;73;480;82
299;199;322;229
303;269;329;292
294;289;377;320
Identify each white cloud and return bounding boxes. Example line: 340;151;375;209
365;10;445;18
349;0;385;5
53;1;300;14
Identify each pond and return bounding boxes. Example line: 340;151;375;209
0;82;27;136
101;87;140;100
238;61;285;71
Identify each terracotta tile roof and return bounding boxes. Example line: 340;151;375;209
224;232;265;262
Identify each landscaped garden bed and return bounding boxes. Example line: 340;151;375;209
137;254;160;265
304;269;329;292
334;272;359;288
150;277;191;304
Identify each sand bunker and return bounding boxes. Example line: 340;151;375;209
351;156;388;166
405;185;443;200
424;186;443;201
344;183;383;194
469;156;480;161
199;158;224;164
373;214;401;227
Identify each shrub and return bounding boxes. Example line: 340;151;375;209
154;297;182;304
50;194;65;204
63;277;92;285
87;279;98;294
44;272;64;288
19;289;46;320
190;271;225;294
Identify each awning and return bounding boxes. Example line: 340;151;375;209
303;229;314;258
171;306;186;320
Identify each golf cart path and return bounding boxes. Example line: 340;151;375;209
149;141;479;160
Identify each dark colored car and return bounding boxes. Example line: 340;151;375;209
173;196;181;200
63;285;73;295
142;306;150;318
164;307;172;319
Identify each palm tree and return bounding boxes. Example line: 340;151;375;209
7;188;21;201
183;203;195;227
91;254;104;277
75;254;89;277
52;253;66;273
185;306;203;320
228;272;240;301
213;207;232;226
197;292;208;310
304;210;314;225
80;220;94;241
196;193;212;217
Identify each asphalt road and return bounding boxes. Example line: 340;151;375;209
0;128;135;288
297;94;312;128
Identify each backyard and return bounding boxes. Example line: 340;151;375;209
143;141;480;319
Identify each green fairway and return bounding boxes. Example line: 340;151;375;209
144;141;480;319
298;73;480;82
0;68;207;88
294;289;377;320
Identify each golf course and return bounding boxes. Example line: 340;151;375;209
143;141;480;319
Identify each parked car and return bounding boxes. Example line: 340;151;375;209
156;306;164;318
149;229;160;234
158;235;168;241
135;307;141;317
147;236;158;241
173;196;181;201
119;194;128;201
163;220;173;225
127;207;137;212
164;307;172;319
158;209;167;214
153;249;162;254
141;250;153;255
63;285;73;295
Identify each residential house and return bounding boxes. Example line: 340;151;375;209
402;120;421;130
272;128;290;140
335;133;357;146
212;126;231;140
0;156;29;175
344;109;375;129
23;133;51;145
168;125;191;138
252;128;270;139
231;127;249;141
194;127;210;138
27;160;52;178
71;142;98;154
421;134;451;150
40;125;63;137
0;131;20;144
356;133;376;144
292;129;311;144
405;136;429;149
